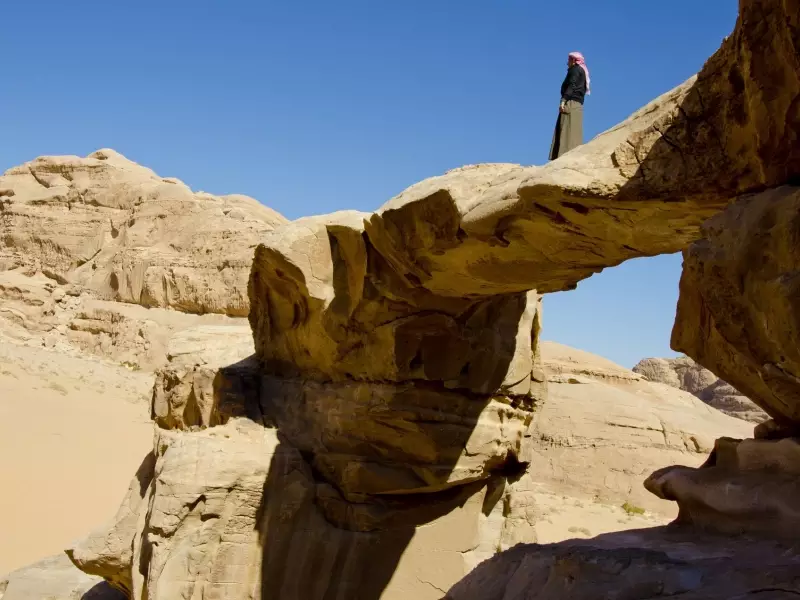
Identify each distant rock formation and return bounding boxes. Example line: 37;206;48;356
633;356;768;423
0;149;287;317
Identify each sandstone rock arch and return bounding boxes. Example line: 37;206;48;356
246;0;800;505
66;0;800;598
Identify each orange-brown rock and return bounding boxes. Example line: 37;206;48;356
673;187;800;425
645;437;800;540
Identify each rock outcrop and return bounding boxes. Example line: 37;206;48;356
0;554;123;600
0;149;287;317
445;529;800;599
633;356;768;423
8;0;800;596
150;324;256;429
64;334;750;599
646;436;800;540
673;186;800;425
528;344;750;522
0;151;284;576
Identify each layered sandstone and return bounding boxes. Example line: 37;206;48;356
445;529;800;600
673;186;800;425
633;356;768;423
0;149;287;317
64;333;750;600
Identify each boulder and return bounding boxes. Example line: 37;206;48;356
0;554;123;600
645;436;800;540
444;529;800;599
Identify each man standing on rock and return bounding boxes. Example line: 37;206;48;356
549;51;590;160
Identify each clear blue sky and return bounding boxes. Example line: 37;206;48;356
2;1;736;368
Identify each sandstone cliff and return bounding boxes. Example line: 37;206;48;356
0;149;287;317
633;356;768;423
0;151;286;576
62;332;748;600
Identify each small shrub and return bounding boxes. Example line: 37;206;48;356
47;382;69;396
622;502;645;516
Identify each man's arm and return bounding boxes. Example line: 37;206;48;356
560;67;581;112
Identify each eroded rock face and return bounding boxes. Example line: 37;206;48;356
444;529;800;599
528;350;751;520
248;208;546;510
633;356;768;423
645;436;800;540
0;149;287;317
70;419;511;600
67;452;155;597
673;187;800;425
150;324;257;429
66;338;754;599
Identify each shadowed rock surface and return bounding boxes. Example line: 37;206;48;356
444;529;800;600
673;187;800;425
64;339;748;600
445;0;800;595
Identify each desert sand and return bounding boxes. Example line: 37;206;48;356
0;341;152;575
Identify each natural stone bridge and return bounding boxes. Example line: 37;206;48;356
68;0;800;598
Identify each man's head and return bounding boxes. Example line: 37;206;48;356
566;52;591;95
568;52;585;67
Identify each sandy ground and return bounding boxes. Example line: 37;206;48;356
528;488;667;544
0;341;153;576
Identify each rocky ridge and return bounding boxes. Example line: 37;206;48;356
633;356;768;423
0;149;287;318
